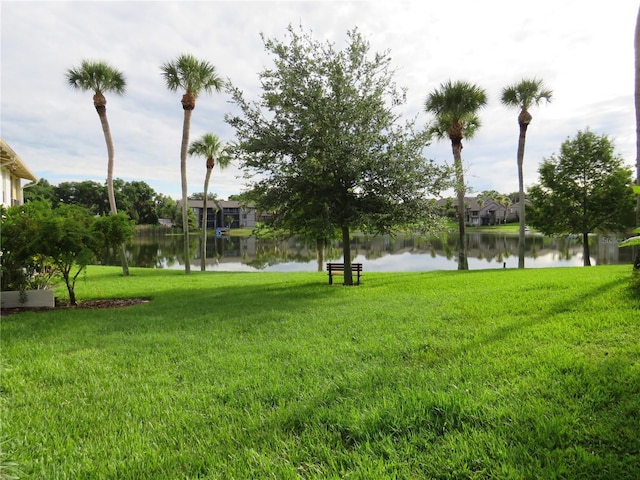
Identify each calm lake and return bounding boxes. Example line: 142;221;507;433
100;229;637;272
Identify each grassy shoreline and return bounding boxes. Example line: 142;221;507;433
2;266;639;478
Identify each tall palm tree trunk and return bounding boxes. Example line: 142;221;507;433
452;142;468;270
181;109;193;274
635;4;640;271
201;168;212;272
517;122;529;269
97;108;129;276
341;226;353;285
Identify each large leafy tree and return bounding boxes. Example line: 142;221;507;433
161;54;223;274
227;25;449;285
501;78;553;269
528;129;636;266
188;133;232;271
56;180;108;214
117;180;160;225
66;60;129;275
23;178;56;204
425;80;487;270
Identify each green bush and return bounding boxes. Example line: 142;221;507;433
0;201;133;304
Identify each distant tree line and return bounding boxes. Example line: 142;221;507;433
24;178;178;225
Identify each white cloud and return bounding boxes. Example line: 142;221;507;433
2;0;637;200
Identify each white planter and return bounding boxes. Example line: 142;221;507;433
1;289;55;309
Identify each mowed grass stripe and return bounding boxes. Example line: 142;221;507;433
2;265;639;479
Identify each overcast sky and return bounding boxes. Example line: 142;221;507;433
1;1;637;200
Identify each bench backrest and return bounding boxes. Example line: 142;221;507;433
326;263;363;271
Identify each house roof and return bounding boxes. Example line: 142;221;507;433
438;196;508;211
1;138;37;182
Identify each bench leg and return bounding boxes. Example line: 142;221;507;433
329;273;333;285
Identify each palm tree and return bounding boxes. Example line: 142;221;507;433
188;133;232;271
501;78;552;268
425;80;487;270
161;54;223;274
66;60;129;276
634;5;640;270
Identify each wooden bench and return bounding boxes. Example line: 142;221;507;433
327;263;363;285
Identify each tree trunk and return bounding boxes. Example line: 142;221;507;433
583;232;591;266
634;5;640;270
517;122;529;269
452;141;468;270
341;226;353;285
63;271;77;306
316;237;325;272
201;168;212;272
181;109;193;274
97;108;129;276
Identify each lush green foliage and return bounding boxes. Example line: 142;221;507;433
529;130;636;265
0;201;134;304
501;78;552;112
173;205;198;231
65;60;126;96
425;80;488;143
2;266;639;478
24;178;172;224
160;54;222;99
227;25;450;284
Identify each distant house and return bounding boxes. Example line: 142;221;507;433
438;196;516;226
1;138;38;208
180;199;259;230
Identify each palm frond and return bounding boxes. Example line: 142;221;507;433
189;132;233;170
501;77;552;109
424;80;487;141
161;54;223;97
66;60;126;95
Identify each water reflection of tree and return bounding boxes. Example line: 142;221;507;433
245;237;319;269
98;231;633;270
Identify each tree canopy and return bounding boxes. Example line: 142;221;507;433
25;178;169;225
226;25;449;283
528;129;636;266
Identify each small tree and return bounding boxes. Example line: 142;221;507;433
528;129;636;266
1;202;56;291
0;201;134;305
227;25;450;284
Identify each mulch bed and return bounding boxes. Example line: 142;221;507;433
1;298;150;316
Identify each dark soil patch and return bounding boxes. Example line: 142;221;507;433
1;298;150;316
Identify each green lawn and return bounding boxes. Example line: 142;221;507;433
2;266;639;479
